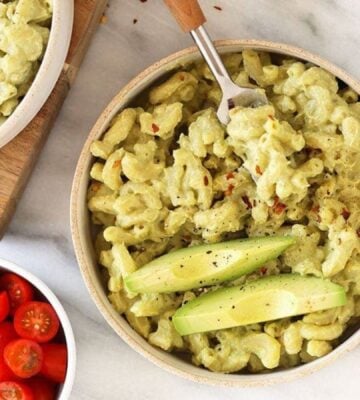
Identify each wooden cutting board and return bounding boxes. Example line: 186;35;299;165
0;0;108;238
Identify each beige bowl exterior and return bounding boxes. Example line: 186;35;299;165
71;40;360;387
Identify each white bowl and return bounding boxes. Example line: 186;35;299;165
0;0;74;148
71;40;360;387
0;258;76;399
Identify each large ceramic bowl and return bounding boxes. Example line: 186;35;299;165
71;40;360;387
0;0;74;148
0;258;76;398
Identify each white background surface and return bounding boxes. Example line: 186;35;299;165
0;0;359;399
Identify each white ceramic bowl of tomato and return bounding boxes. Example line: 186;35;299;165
0;258;76;400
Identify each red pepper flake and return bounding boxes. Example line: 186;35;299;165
311;205;321;222
225;184;235;196
272;196;286;215
242;196;253;210
214;5;222;11
311;205;320;213
255;165;263;175
357;229;360;238
151;123;160;133
274;202;286;215
226;171;235;180
341;209;351;220
179;74;185;81
182;235;191;243
268;114;275;120
133;18;138;24
204;176;209;186
112;160;121;169
260;267;267;275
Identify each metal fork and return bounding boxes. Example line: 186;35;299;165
164;0;268;125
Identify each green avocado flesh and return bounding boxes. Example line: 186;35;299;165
124;236;295;294
172;274;346;335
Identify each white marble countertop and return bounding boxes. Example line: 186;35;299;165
1;0;360;398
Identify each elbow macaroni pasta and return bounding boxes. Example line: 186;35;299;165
88;50;360;373
0;0;52;119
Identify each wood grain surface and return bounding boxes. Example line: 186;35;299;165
164;0;206;32
0;0;108;238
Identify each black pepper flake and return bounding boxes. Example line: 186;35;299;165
214;5;222;11
199;280;203;284
228;98;235;109
133;18;138;24
180;264;184;268
212;261;218;267
232;305;235;309
242;195;253;210
206;250;212;254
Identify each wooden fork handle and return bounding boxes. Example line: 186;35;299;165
163;0;206;32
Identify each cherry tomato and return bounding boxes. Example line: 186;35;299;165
0;381;34;400
4;339;43;379
28;378;56;400
0;274;34;315
0;322;18;353
40;344;67;383
14;302;60;343
0;292;9;322
0;357;16;382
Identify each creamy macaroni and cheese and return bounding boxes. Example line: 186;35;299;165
88;50;360;373
0;0;52;121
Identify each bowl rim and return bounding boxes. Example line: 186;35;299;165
0;257;77;398
0;0;74;148
71;39;360;387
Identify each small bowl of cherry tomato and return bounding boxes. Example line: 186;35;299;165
0;258;76;400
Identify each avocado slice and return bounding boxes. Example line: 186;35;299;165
172;274;346;335
124;236;295;293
